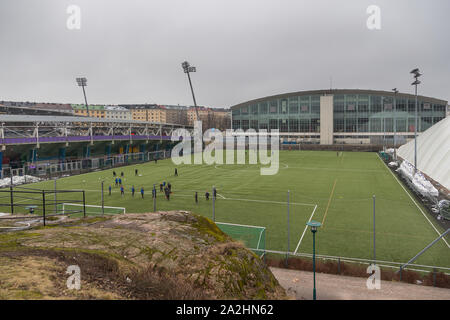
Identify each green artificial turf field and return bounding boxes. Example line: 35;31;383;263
19;150;450;269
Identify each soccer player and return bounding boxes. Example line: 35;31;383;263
121;171;124;177
168;182;171;193
159;183;163;192
113;171;116;177
205;191;210;200
213;188;217;200
120;185;124;196
195;192;198;204
141;187;145;199
174;168;178;176
131;185;135;197
164;186;170;200
118;178;122;185
115;178;118;186
135;168;138;176
109;185;112;196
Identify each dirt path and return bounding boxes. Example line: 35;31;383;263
270;267;450;300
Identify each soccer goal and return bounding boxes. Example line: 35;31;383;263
216;222;266;257
59;203;126;217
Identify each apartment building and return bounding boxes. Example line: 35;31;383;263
104;105;131;120
71;104;106;118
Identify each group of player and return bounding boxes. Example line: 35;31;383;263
109;169;144;198
108;167;216;204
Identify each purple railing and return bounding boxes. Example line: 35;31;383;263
0;135;172;145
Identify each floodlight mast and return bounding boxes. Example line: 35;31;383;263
76;77;90;116
392;88;399;160
410;68;422;173
181;61;199;120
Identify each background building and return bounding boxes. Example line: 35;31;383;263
71;104;105;118
187;106;231;130
1;100;230;127
104;105;131;120
230;89;448;145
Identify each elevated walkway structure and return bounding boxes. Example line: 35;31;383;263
0;115;192;148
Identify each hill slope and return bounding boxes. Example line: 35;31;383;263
0;211;286;299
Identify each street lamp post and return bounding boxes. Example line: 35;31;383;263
410;68;422;173
306;220;322;300
181;61;199;120
392;88;398;160
76;77;90;116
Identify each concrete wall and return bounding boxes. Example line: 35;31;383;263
320;95;334;144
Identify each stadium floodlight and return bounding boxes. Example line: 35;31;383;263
306;220;322;300
392;88;399;159
410;68;422;173
181;61;199;120
76;77;90;116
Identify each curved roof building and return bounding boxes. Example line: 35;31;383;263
230;89;448;145
398;115;450;190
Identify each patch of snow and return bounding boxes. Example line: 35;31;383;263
0;175;42;188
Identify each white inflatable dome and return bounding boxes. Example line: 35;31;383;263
397;116;450;190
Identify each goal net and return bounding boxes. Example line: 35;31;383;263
59;203;126;217
216;222;266;257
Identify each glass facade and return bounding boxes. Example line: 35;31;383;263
231;91;447;134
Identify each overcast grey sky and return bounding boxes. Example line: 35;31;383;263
0;0;449;108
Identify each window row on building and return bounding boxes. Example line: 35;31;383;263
230;90;448;142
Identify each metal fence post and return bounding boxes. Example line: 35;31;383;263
10;167;13;188
433;268;437;287
153;184;156;212
212;186;216;222
54;178;57;214
101;181;104;216
9;185;14;215
338;257;341;274
82;190;86;218
373;195;376;264
42;190;46;226
286;190;290;266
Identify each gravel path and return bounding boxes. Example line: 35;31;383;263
270;267;450;300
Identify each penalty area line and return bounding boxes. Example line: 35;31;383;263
294;204;318;254
223;197;316;207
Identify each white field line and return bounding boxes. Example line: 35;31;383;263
377;154;450;249
256;229;264;250
282;166;382;173
217;193;226;199
223;197;316;207
62;202;125;210
294;204;318;254
216;221;265;229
